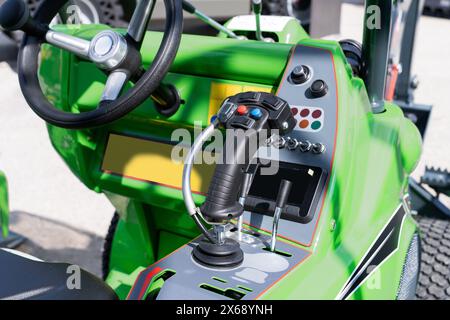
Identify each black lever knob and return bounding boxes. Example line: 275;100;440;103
0;0;29;31
0;0;47;38
181;0;196;14
252;0;262;14
276;180;292;209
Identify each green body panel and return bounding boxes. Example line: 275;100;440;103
38;24;422;299
0;171;9;238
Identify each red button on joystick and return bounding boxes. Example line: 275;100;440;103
237;105;248;115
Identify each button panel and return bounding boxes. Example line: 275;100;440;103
245;45;338;246
266;45;337;163
291;106;325;132
216;92;296;135
259;45;336;164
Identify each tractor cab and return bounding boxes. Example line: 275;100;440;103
0;0;422;300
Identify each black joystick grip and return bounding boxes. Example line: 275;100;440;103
276;180;292;208
0;0;47;37
200;92;296;223
202;166;244;222
200;136;250;223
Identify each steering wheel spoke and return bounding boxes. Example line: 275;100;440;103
101;71;130;102
46;29;91;59
127;0;156;46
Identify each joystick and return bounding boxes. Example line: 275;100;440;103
183;92;296;268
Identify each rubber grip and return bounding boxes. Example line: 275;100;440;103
201;132;254;223
276;180;292;209
200;163;246;223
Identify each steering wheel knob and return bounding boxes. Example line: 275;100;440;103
0;0;30;31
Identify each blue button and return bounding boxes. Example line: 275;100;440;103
250;108;263;120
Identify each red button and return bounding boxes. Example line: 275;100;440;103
312;110;322;119
291;107;299;116
237;105;248;115
300;108;310;117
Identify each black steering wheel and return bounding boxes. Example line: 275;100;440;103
0;0;183;129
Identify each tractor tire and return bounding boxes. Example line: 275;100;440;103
416;216;450;300
262;0;311;26
102;212;120;280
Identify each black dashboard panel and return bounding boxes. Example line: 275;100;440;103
245;162;325;223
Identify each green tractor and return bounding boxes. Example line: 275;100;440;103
0;0;436;300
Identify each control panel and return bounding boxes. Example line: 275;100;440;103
216;91;296;135
275;46;337;160
243;45;338;246
126;45;338;300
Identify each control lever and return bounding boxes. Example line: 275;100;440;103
201;92;296;224
181;0;241;40
270;180;292;252
182;91;296;268
251;0;274;42
237;173;254;240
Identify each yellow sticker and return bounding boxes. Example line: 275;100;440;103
102;134;216;194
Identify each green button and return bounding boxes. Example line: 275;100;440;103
311;121;322;130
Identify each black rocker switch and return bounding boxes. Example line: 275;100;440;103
230;116;256;130
217;101;238;123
